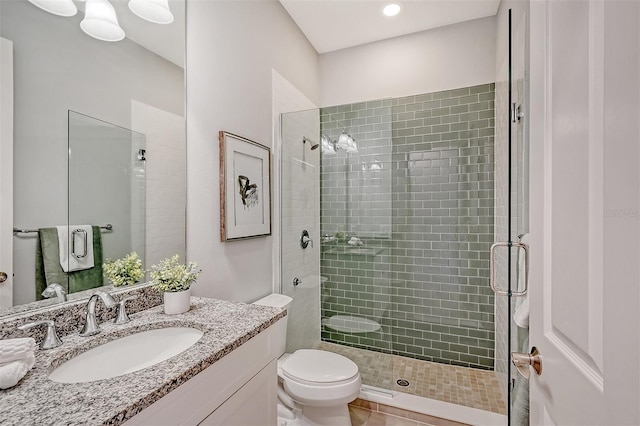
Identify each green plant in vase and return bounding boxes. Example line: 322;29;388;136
150;255;201;292
150;255;201;314
103;252;145;287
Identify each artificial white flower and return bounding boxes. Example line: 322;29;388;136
150;255;201;293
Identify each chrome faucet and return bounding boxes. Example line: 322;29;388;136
41;283;67;303
80;291;117;337
18;319;62;350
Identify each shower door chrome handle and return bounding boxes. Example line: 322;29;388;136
489;241;529;296
72;228;88;259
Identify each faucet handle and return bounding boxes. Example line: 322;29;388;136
18;320;62;350
114;296;138;325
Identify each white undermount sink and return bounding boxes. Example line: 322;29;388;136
48;327;204;383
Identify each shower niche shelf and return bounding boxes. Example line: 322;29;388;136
324;246;386;256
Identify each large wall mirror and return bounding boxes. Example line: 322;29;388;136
0;0;186;315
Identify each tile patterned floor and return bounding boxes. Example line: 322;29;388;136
316;341;507;415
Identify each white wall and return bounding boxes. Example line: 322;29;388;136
319;16;496;107
186;0;319;303
132;101;186;273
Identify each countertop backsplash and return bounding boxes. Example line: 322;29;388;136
0;283;162;342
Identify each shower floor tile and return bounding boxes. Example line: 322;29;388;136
316;341;507;415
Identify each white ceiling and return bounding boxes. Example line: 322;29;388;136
279;0;501;54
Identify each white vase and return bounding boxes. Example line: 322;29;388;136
163;288;191;315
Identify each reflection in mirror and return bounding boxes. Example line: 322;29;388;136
63;111;147;297
0;0;185;316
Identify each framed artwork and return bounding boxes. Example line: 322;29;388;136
219;131;271;241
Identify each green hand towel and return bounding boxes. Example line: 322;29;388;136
36;226;105;300
35;228;68;300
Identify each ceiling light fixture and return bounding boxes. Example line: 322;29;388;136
128;0;175;24
27;0;174;43
322;133;358;155
321;134;336;155
337;131;352;151
28;0;77;17
382;3;403;17
81;0;125;42
324;114;359;154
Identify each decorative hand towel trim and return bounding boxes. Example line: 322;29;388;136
0;338;36;364
56;225;95;272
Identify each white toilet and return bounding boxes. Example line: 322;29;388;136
253;293;362;426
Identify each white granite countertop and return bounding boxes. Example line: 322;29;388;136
0;297;285;426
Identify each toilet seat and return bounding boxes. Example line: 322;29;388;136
281;349;359;384
252;295;359;424
279;349;362;407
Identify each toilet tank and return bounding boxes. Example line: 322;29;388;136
252;293;292;356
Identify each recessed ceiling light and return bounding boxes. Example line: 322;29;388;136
382;3;402;17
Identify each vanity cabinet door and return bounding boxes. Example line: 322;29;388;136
124;320;282;426
198;359;277;426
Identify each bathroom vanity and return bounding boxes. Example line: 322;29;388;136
0;297;286;425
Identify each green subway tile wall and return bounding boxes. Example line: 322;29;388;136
320;83;496;370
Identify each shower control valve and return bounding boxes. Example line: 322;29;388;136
300;230;313;249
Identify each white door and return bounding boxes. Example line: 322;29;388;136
0;37;13;309
528;0;640;424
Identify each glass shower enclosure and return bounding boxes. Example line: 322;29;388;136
279;8;527;424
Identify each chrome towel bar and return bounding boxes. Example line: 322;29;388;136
13;224;113;235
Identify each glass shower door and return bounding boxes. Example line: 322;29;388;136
279;109;322;354
68;111;146;294
280;105;396;395
508;6;530;425
494;7;529;425
318;101;394;395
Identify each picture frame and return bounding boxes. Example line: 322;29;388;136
219;131;272;241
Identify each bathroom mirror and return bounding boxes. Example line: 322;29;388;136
0;0;186;315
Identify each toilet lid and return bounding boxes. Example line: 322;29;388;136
281;349;359;383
